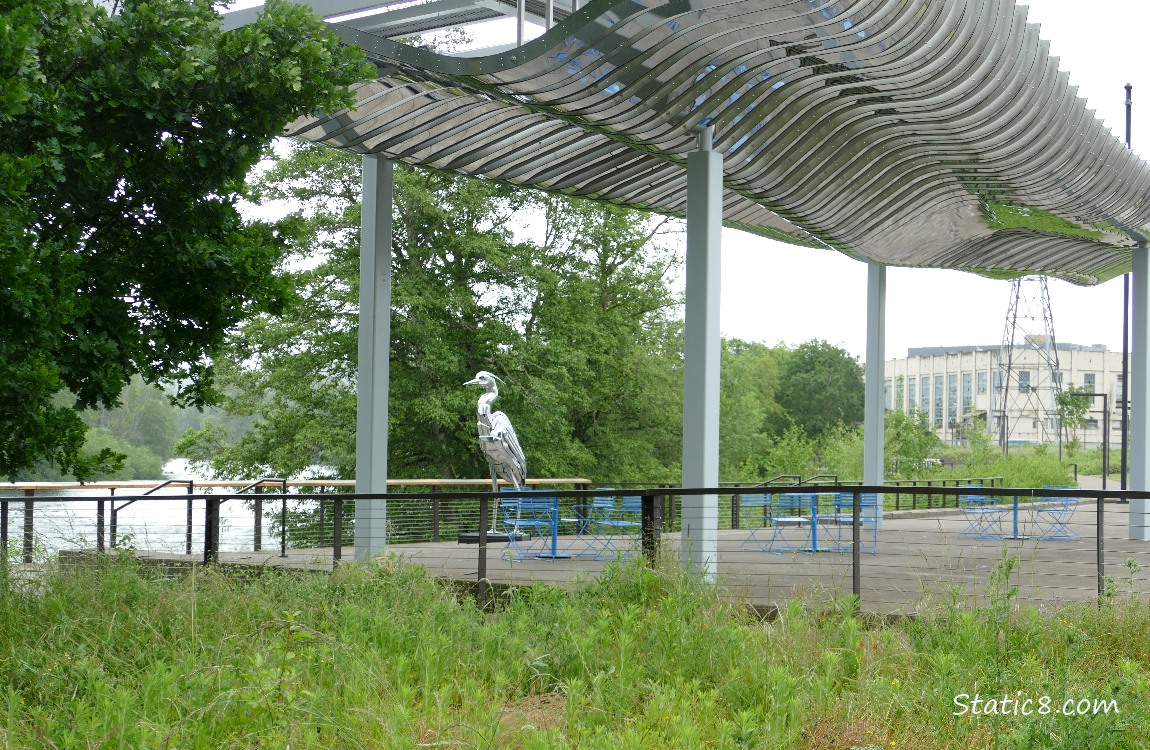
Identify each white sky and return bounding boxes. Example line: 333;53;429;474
225;1;1148;360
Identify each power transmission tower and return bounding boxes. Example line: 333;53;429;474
994;276;1062;452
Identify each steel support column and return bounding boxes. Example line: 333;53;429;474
681;126;721;578
355;155;393;560
863;261;885;528
1130;243;1150;540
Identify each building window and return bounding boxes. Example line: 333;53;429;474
1018;370;1031;392
920;376;930;414
1083;372;1096;405
961;372;972;418
977;371;987;395
895;377;905;413
1086;418;1099;430
947;373;958;426
1117;373;1125;404
934;374;944;428
884;378;892;410
1053;370;1063;386
908;380;917;413
993;369;1002;393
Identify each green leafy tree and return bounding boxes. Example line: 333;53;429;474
719;339;787;480
80;377;178;459
0;0;372;479
818;422;863;480
957;415;995;468
517;198;683;481
762;425;818;477
179;142;684;483
775;340;865;439
885;409;941;477
1055;384;1092;454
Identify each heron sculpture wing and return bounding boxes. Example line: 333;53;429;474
489;410;527;487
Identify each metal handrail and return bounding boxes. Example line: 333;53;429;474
111;479;195;552
112;478;194;514
231;478;288;498
753;474;802;487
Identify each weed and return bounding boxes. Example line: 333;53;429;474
0;558;1146;748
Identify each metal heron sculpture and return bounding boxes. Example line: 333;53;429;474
464;370;527;531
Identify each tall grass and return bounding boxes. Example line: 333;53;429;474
0;557;1146;748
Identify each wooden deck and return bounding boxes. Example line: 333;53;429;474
60;503;1150;614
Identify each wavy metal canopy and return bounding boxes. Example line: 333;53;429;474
283;0;1150;285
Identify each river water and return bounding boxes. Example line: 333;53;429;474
1;459;297;557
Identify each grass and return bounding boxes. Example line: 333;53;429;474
915;446;1077;490
0;557;1147;749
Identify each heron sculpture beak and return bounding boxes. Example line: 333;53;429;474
463;377;481;386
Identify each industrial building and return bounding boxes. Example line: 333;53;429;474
885;340;1124;448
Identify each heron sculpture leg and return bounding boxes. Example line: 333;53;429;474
489;466;500;533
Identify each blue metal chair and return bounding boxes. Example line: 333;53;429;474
740;493;774;551
1034;486;1081;541
500;495;556;561
561;492;613;557
958;490;1005;539
763;493;814;553
822;493;879;553
586;494;641;560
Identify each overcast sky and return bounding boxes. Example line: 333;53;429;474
227;0;1148;360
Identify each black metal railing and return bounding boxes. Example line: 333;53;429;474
110;479;195;554
4;482;1148;614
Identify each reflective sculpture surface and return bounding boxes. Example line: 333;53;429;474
465;371;527;530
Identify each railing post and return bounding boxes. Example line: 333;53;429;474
280;490;288;558
0;495;8;561
477;494;489;609
253;485;263;552
185;484;193;555
204;497;220;564
318;496;327;547
97;492;106;553
641;493;662;566
1097;495;1106;603
333;497;344;565
431;484;441;542
731;492;741;530
22;489;34;563
852;490;862;603
110;501;117;548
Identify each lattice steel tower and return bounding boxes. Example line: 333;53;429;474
994;276;1062;451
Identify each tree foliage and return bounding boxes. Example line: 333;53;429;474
0;0;372;479
775;340;865;439
179;142;684;483
884;409;941;477
1055;384;1092;452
